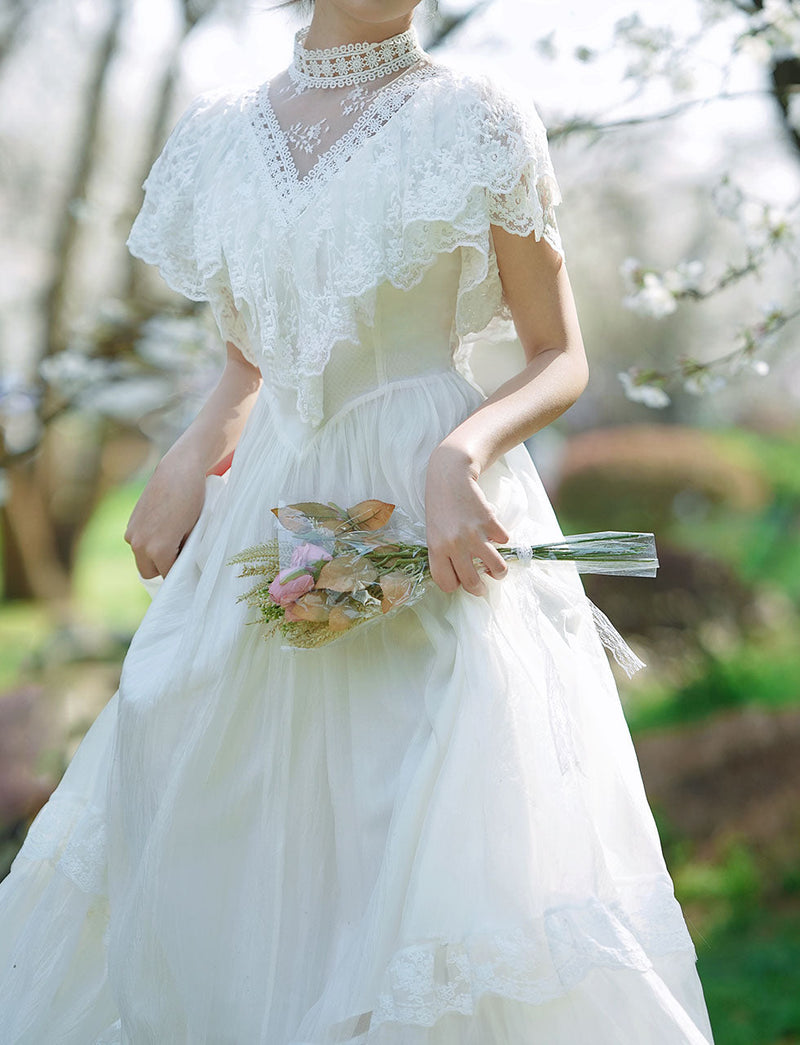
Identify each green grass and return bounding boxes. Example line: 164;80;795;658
675;842;765;927
671;428;800;601
0;602;54;690
698;902;800;1045
669;497;800;602
665;834;800;1045
711;426;800;500
72;478;151;633
626;639;800;734
0;479;150;689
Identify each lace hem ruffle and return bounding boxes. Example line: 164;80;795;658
372;893;696;1030
14;791;108;896
291;874;698;1043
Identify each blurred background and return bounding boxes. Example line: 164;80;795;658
0;0;798;1040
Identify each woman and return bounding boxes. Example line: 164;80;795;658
0;0;716;1041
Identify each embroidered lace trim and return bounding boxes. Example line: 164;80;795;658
289;24;426;90
370;883;697;1030
249;60;439;218
14;791;108;896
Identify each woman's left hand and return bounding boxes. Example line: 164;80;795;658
424;442;511;597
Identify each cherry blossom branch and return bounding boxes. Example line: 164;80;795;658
539;2;800;406
549;89;772;141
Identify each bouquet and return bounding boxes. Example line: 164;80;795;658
227;499;658;662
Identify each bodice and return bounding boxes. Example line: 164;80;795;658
317;251;463;422
126;62;565;432
258;250;468;444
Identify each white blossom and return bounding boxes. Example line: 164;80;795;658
620;256;644;294
749;359;770;376
623;272;678;318
683;372;727;396
763;0;793;26
78;377;174;421
737;34;775;65
698;0;731;27
765;206;795;244
618;371;672;408
662;259;705;293
614;13;674;54
763;0;800;52
736;0;800;60
760;299;785;321
612;13;679;81
136;314;209;370
39;351;110;395
738;201;794;249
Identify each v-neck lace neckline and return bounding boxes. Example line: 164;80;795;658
249;59;439;223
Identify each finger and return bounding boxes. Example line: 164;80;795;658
485;514;511;545
429;551;460;594
478;542;509;579
133;550;160;580
150;542;182;579
450;550;487;597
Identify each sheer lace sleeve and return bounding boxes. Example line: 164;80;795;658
478;78;564;261
126;90;259;367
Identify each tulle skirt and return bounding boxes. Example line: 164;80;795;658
0;371;715;1043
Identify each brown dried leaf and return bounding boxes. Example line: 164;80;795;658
315;553;378;592
344;500;396;531
271;502;345;533
379;571;415;613
271;506;311;533
285;590;330;622
292;501;346;523
328;604;363;631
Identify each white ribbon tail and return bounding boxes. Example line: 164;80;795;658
587;598;647;678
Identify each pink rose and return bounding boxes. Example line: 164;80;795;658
268;569;315;607
289;542;333;569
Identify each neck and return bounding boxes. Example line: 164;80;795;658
303;8;414;50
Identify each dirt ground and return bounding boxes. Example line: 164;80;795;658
635;705;800;868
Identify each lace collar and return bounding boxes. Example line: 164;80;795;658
251;61;439;220
288;24;427;90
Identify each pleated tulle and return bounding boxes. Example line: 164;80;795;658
0;374;714;1043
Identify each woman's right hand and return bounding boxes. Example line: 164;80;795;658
124;449;208;580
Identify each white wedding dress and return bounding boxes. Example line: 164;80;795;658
0;28;716;1044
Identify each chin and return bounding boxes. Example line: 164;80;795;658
331;0;422;23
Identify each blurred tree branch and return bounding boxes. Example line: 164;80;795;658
0;0;220;602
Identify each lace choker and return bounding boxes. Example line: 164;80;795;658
288;24;426;90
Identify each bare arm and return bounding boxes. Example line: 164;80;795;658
425;228;589;597
125;342;262;579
